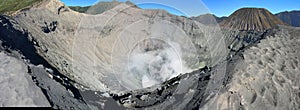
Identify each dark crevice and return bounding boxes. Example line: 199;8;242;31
42;21;58;33
184;69;211;110
111;67;211;109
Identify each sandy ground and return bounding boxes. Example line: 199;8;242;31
212;26;300;109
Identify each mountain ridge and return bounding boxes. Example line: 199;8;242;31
193;10;300;27
191;14;226;25
69;1;135;15
275;10;300;27
220;8;286;31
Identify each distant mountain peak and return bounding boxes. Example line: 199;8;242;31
239;7;267;10
69;1;136;15
220;7;286;31
276;10;300;27
191;13;226;25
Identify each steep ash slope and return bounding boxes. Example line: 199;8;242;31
12;0;227;92
209;26;300;110
0;15;90;109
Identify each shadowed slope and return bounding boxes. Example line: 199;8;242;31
276;10;300;27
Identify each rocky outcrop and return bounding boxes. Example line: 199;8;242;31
0;51;50;107
220;8;286;32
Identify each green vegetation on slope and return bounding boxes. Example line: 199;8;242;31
0;0;42;15
69;1;135;14
86;1;122;14
69;6;90;13
69;1;122;14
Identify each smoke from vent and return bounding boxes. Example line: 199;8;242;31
128;39;192;88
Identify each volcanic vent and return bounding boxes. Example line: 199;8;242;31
220;8;286;31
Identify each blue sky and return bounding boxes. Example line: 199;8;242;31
202;0;300;17
61;0;300;17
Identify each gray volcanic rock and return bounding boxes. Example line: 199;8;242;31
276;10;300;27
0;51;50;107
220;8;286;32
222;29;266;53
29;65;89;109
